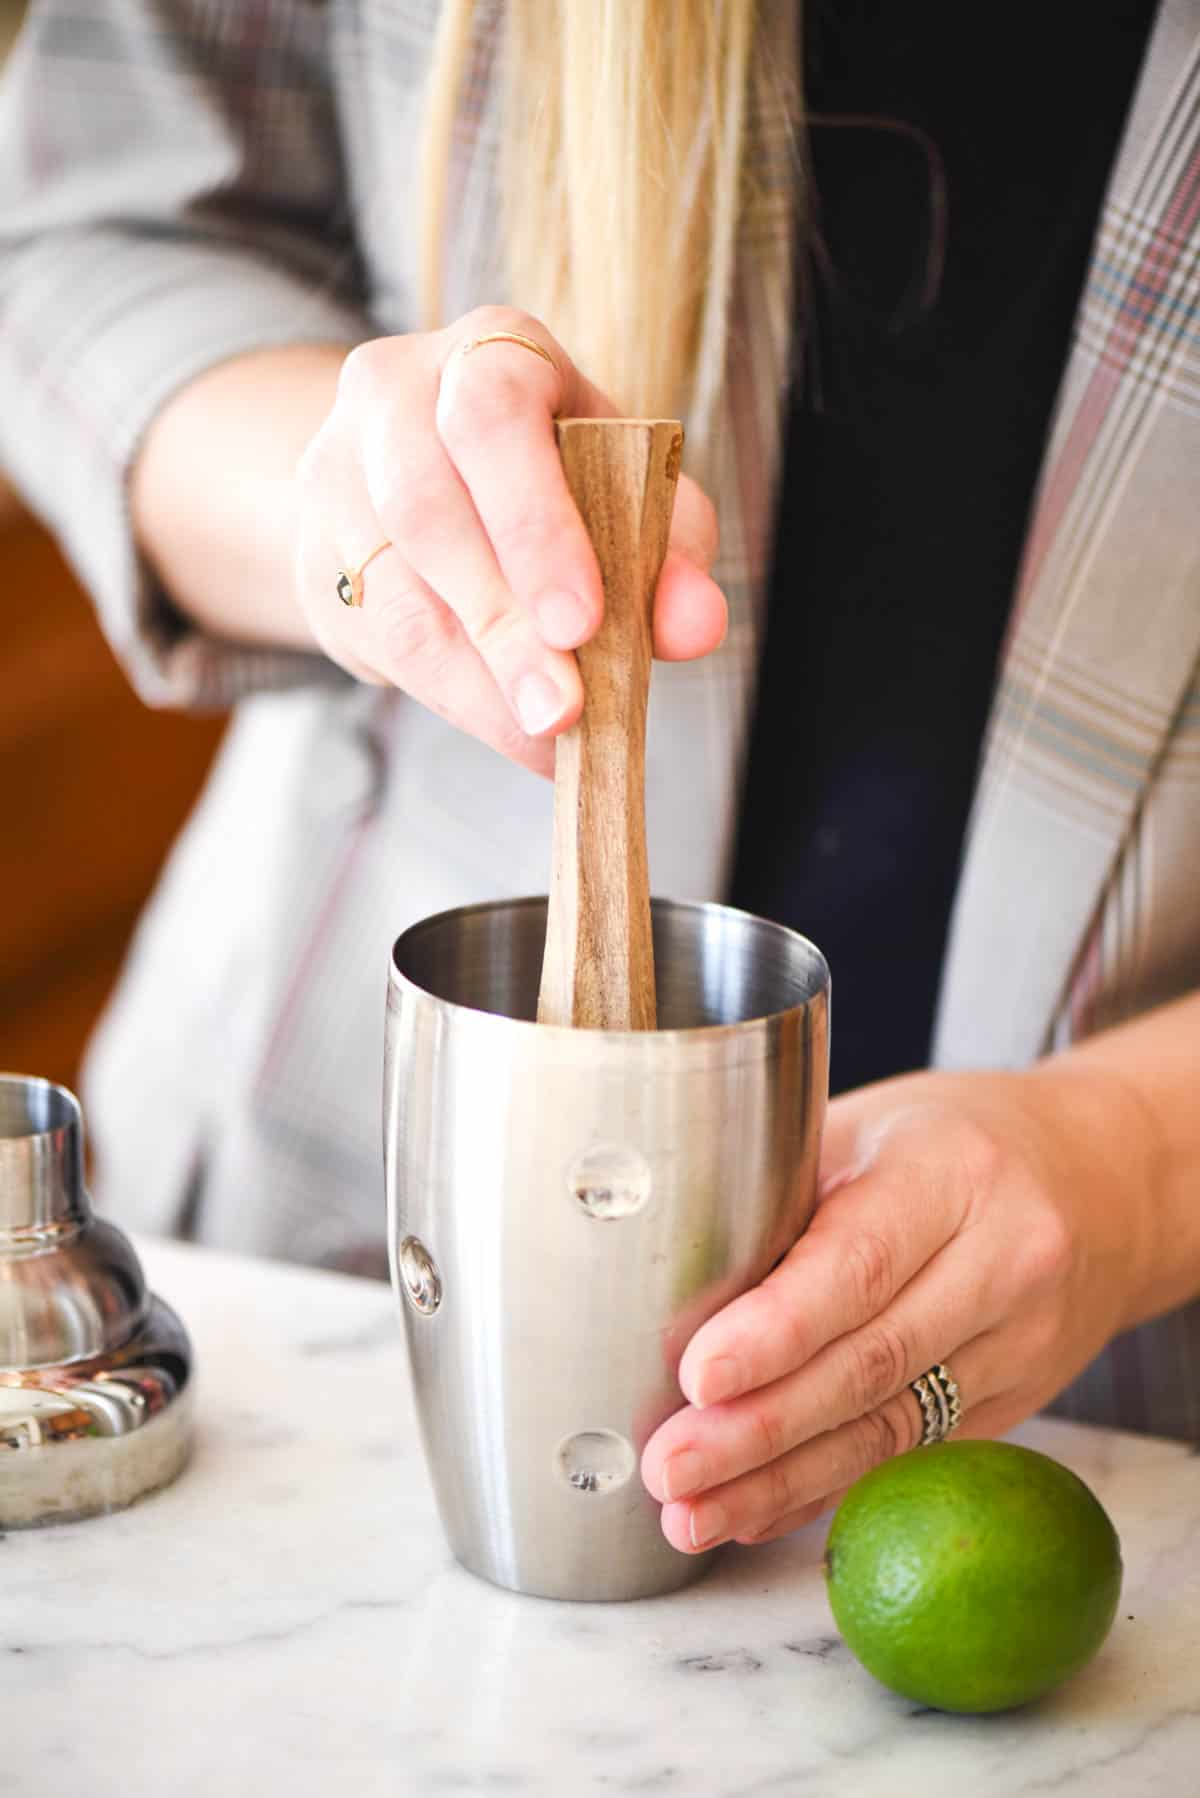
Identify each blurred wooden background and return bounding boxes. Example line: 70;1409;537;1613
0;0;19;58
0;502;226;1090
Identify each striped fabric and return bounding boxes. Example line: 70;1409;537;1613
935;7;1200;1083
0;1;1196;1436
935;2;1200;1438
937;6;1200;1068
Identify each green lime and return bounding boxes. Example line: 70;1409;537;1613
824;1440;1122;1713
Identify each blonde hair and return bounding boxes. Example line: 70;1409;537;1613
420;1;770;441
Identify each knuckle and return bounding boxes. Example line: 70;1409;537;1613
845;1228;897;1319
1019;1205;1073;1291
696;493;720;564
857;1402;905;1469
464;598;525;661
384;470;452;549
894;1392;924;1455
489;506;567;573
498;718;544;762
458;302;541;341
683;479;721;564
496;719;536;762
442;367;531;446
767;1455;799;1520
847;1320;910;1412
1022;1305;1061;1364
947;1114;1006;1208
757;1278;808;1371
671;475;721;570
336;337;392;408
372;590;455;674
294;420;337;495
748;1396;787;1468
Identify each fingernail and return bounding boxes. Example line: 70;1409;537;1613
662;1449;705;1503
534;589;591;648
690;1500;728;1551
514;672;567;736
697;1356;744;1407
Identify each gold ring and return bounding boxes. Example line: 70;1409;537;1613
455;330;558;375
336;540;391;609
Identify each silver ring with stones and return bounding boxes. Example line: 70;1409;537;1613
911;1362;962;1447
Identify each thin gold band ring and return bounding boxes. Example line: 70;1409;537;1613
455;329;559;375
336;540;391;609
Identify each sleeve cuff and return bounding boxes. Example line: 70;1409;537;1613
0;230;376;708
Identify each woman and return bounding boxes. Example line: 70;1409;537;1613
1;1;1197;1558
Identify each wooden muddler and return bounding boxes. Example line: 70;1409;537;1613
537;417;684;1031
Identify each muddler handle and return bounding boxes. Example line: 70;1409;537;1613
537;417;684;1030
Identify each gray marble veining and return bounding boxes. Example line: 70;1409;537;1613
3;1240;1197;1797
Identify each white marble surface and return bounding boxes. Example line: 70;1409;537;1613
4;1240;1198;1797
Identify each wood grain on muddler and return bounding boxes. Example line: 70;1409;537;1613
537;418;684;1031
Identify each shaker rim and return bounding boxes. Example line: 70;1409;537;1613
389;893;830;1044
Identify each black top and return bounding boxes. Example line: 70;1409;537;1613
727;3;1157;1095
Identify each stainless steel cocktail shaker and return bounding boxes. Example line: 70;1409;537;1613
0;1074;193;1526
386;896;828;1600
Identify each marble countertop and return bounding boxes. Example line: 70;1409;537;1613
4;1239;1198;1796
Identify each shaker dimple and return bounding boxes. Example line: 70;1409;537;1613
569;1144;652;1221
557;1429;637;1494
397;1236;442;1315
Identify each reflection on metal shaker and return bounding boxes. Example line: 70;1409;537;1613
385;896;829;1601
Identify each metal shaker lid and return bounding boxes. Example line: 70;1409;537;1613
0;1074;193;1528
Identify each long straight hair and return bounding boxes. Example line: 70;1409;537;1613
419;1;774;444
